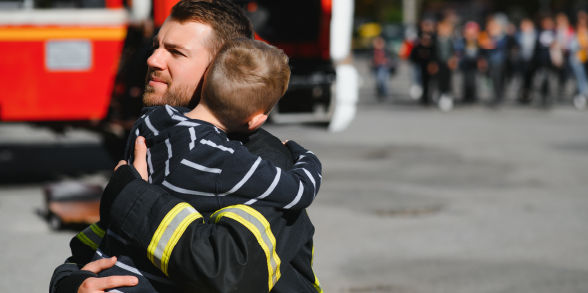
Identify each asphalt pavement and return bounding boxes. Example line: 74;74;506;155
1;59;588;292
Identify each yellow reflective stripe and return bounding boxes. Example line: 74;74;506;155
147;203;188;265
75;224;104;251
212;205;281;291
311;245;323;293
76;231;98;250
90;223;105;238
147;202;202;276
215;212;278;290
313;275;323;293
312;245;315;266
160;212;202;276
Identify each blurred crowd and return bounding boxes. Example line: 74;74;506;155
375;10;588;111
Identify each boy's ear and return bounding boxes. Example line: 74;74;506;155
247;113;268;131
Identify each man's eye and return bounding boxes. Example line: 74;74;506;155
170;49;185;56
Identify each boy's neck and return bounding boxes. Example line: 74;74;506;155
184;104;228;132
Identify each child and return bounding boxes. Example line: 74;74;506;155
93;38;322;292
125;38;320;211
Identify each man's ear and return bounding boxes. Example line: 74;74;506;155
247;113;268;131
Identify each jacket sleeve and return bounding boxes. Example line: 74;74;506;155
210;139;321;210
103;165;281;292
49;222;107;293
50;261;98;293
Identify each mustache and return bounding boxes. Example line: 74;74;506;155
146;69;169;84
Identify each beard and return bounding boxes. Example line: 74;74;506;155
143;80;198;108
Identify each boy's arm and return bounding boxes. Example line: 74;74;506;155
209;139;321;210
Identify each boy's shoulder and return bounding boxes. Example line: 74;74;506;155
140;105;191;117
137;105;201;134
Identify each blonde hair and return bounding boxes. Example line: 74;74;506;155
202;38;290;131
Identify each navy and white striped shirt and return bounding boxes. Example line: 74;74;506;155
126;105;322;212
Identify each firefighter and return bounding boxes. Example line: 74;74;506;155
50;1;322;292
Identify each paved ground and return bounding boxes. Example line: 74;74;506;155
1;59;588;292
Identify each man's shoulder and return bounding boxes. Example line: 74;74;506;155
248;128;281;144
231;128;294;169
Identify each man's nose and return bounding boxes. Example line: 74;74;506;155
147;49;166;70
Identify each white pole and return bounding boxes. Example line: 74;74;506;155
329;0;359;132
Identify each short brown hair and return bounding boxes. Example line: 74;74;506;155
170;0;254;57
202;39;290;132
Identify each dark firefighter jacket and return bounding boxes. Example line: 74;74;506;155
50;129;322;293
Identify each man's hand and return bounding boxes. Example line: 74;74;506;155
77;257;138;293
114;136;149;181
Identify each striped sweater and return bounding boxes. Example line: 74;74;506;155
126;105;322;212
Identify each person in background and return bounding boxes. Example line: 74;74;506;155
457;21;483;104
534;14;558;108
516;17;538;104
410;18;437;106
504;21;521;91
399;25;421;100
570;11;588;109
555;12;575;101
481;14;509;106
372;36;392;101
433;19;458;111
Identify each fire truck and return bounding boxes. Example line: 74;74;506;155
0;0;357;134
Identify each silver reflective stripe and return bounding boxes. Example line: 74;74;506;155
96;250;174;285
151;206;195;270
147;203;203;276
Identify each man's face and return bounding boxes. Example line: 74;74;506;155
143;19;213;107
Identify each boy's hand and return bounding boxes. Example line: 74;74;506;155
114;160;127;171
113;136;149;181
131;136;149;181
